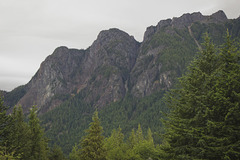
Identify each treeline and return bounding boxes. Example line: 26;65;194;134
0;100;161;160
69;111;161;160
0;102;67;160
1;32;240;160
0;104;50;159
40;89;167;154
161;32;240;159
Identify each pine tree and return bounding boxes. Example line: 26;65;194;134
161;33;240;159
79;110;107;160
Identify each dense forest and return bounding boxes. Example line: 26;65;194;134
1;32;239;159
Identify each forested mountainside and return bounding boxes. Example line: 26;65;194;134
2;10;240;154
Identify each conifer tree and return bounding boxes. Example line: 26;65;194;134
162;33;240;159
28;106;49;160
201;32;240;159
69;144;80;160
0;97;20;159
48;144;66;160
8;106;31;159
128;129;137;149
79;110;107;160
0;96;11;146
136;124;144;143
104;127;127;160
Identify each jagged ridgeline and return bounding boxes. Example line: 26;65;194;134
3;10;240;154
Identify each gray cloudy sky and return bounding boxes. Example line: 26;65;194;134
0;0;239;91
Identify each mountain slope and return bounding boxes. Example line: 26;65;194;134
3;10;240;154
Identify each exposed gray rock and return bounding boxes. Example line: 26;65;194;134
6;10;237;114
210;10;228;22
17;28;140;113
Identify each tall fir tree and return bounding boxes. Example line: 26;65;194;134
7;106;31;159
48;144;66;160
0;96;18;159
201;32;240;159
79;110;107;160
0;96;11;147
161;33;240;160
104;127;127;160
28;106;49;160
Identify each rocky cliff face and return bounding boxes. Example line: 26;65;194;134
129;10;230;98
18;47;86;112
16;28;140;113
5;10;239;114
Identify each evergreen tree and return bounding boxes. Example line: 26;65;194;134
7;106;31;159
136;124;144;143
0;145;20;160
104;127;127;160
201;32;240;159
126;125;159;160
0;96;11;147
28;106;49;160
161;33;240;159
69;144;80;160
79;110;107;160
48;144;66;160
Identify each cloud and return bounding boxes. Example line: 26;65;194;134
0;0;239;91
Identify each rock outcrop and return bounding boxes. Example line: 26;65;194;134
4;10;239;114
17;28;140;113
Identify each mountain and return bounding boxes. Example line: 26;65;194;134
3;10;240;153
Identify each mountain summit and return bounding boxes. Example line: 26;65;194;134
3;10;238;114
3;10;240;154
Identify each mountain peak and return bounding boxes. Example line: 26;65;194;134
143;10;229;41
210;10;228;22
94;28;136;45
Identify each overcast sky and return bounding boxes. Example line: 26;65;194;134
0;0;239;91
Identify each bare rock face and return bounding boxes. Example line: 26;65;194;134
7;10;235;114
210;10;228;22
130;10;229;98
18;47;86;112
83;28;140;107
17;28;139;112
143;10;228;42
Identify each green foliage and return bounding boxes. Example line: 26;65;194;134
0;97;50;160
104;127;128;160
161;33;240;159
0;145;21;160
40;92;93;154
0;96;10;146
48;144;66;160
28;106;49;160
69;144;80;160
2;85;26;108
7;106;31;159
40;90;167;155
78;110;107;160
98;65;118;79
104;125;160;160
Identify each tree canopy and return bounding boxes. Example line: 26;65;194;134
161;32;240;160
